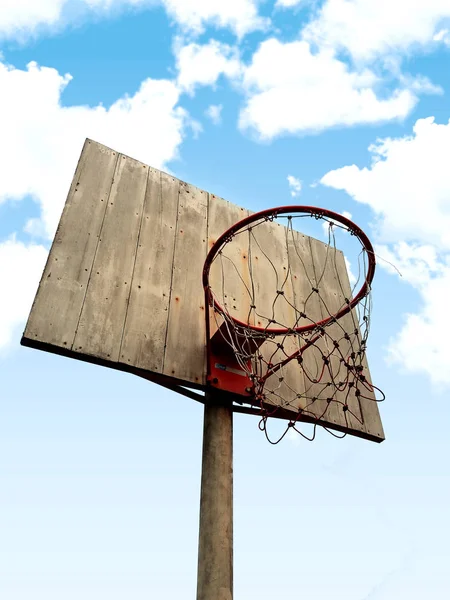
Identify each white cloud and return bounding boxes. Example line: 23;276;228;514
387;263;450;386
397;73;442;96
433;28;450;45
0;59;189;239
287;175;302;197
321;117;450;250
163;0;268;37
374;242;442;288
320;118;450;385
0;237;48;351
205;104;223;125
0;0;65;40
276;0;303;7
176;40;241;94
374;242;450;386
0;0;266;42
303;0;450;62
238;39;418;140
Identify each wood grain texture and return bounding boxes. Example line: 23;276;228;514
249;219;305;413
73;153;148;360
325;249;366;433
332;251;384;440
308;238;351;430
23;139;118;349
197;398;233;600
207;195;251;337
119;170;179;372
287;229;336;422
163;181;208;385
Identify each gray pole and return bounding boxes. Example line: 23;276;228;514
197;394;233;600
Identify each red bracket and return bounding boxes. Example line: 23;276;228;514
207;321;265;398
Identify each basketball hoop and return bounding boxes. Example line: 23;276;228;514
203;206;384;443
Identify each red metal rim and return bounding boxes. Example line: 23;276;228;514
203;205;376;335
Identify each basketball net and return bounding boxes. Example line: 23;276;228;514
203;207;385;443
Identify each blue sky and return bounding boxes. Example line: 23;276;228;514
1;1;450;598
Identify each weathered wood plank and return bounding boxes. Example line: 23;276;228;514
249;219;305;413
332;251;384;440
23;139;118;349
207;195;252;338
119;170;179;372
308;238;352;430
163;181;208;385
72;154;148;360
287;228;337;423
324;249;366;433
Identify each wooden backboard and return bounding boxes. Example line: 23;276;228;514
21;139;384;442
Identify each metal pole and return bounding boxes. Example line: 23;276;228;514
197;394;233;600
